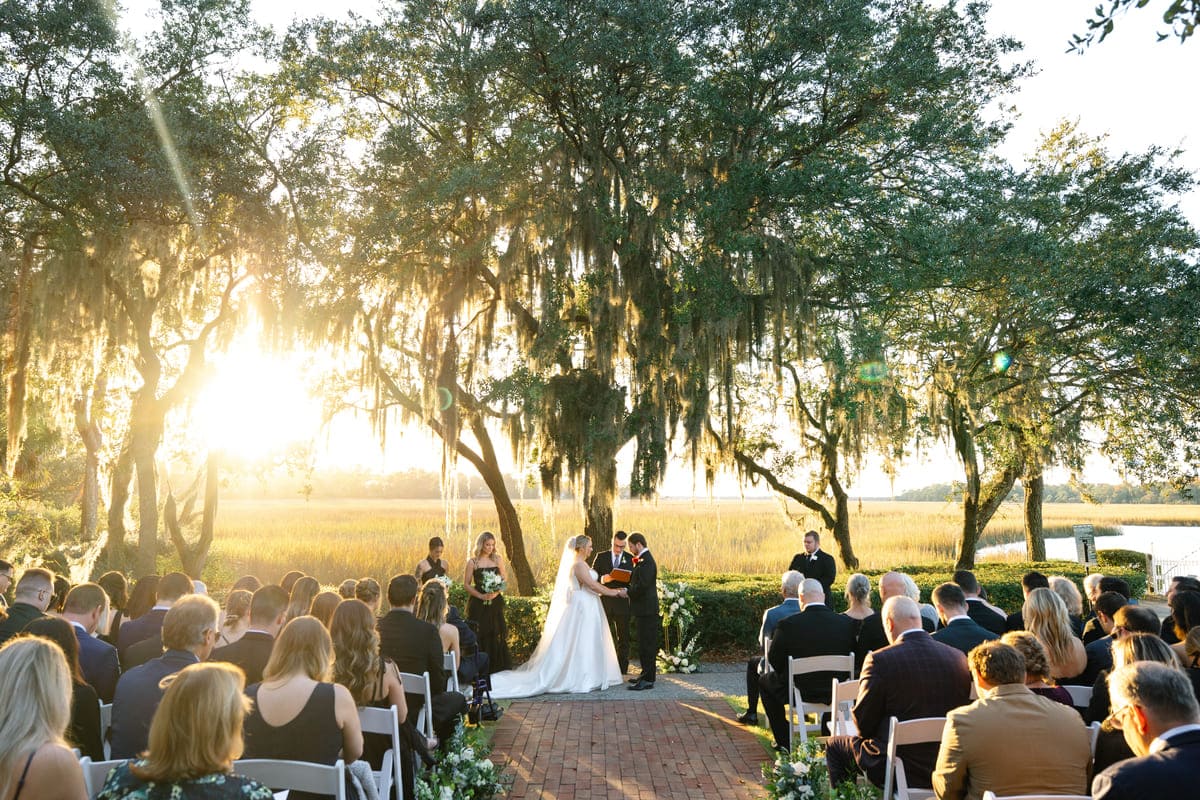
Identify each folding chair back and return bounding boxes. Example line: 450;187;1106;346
398;670;434;741
444;650;460;693
787;653;854;749
1063;684;1092;710
99;702;112;759
882;715;946;800
233;758;347;800
829;677;861;737
358;705;401;798
79;757;124;800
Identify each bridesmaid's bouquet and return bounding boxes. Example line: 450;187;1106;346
479;571;506;604
433;575;452;591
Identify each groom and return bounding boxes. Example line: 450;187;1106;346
592;530;633;675
626;531;660;691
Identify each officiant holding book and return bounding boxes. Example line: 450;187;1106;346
592;530;633;675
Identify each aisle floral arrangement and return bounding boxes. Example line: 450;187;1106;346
763;740;880;800
416;722;510;800
657;580;702;673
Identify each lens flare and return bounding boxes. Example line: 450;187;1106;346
858;361;888;383
993;351;1013;373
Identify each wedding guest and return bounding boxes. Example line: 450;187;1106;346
96;662;274;800
122;575;160;622
843;573;875;623
379;575;467;744
416;578;461;674
110;595;221;759
931;582;998;656
1082;572;1107;643
952;570;1006;635
855;572;913;670
231;575;262;593
0;636;88;800
355;577;383;616
96;571;128;647
210;585;289;686
788;530;836;604
279;570;304;595
1167;589;1200;662
415;537;450;583
310;591;341;628
1001;631;1073;706
737;570;802;726
901;574;939;632
0;567;54;646
284;576;320;622
243;617;362;800
1161;576;1200;644
50;575;72;614
1005;571;1050;632
1023;587;1086;681
338;579;357;599
59;583;120;703
24;617;103;761
117;571;192;664
1049;575;1086;637
465;531;511;672
215;589;252;648
1076;590;1130;687
1089;632;1181;774
1183;627;1200;698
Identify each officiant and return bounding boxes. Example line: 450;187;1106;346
592;530;633;675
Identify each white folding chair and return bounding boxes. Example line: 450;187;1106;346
882;716;947;800
233;758;347;800
99;702;112;760
398;670;434;742
78;757;124;800
1063;684;1092;709
1088;720;1101;759
444;651;460;694
787;653;855;749
829;677;860;737
981;793;1090;800
357;706;400;799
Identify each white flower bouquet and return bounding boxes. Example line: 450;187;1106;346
416;721;509;800
479;571;507;604
763;739;881;800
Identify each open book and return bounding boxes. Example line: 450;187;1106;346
608;567;633;582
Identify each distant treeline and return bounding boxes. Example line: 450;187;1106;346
897;481;1200;504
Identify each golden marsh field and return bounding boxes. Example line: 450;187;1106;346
208;497;1200;588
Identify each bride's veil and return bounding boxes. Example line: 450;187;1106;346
541;536;579;644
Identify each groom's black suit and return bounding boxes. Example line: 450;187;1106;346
591;548;633;674
627;549;660;683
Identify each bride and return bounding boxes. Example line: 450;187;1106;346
488;535;625;698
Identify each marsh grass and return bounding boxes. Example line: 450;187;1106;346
208;497;1200;588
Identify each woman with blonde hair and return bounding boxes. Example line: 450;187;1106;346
416;578;461;671
215;589;252;648
1000;631;1072;706
284;576;320;622
465;530;511;671
0;637;87;800
96;663;273;799
1023;587;1086;681
242;617;362;800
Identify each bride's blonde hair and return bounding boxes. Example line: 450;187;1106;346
571;535;592;551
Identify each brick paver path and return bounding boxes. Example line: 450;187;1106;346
489;700;769;799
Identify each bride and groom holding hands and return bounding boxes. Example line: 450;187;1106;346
488;531;660;698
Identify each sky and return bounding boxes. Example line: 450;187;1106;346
120;0;1199;497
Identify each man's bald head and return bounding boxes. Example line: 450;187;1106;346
880;571;907;601
882;596;923;644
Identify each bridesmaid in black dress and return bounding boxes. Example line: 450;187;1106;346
415;537;449;584
465;531;512;672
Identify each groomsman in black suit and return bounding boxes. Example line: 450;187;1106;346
592;530;634;675
626;532;660;691
789;530;836;604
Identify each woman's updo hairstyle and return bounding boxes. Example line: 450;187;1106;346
571;535;592;552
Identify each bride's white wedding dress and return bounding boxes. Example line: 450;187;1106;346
488;544;622;698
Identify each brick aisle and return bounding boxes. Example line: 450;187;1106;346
488;700;769;799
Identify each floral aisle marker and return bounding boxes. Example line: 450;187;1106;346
416;721;511;800
763;740;881;800
657;580;702;673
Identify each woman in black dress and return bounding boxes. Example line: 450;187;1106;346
415;537;449;584
24;617;103;762
465;531;511;672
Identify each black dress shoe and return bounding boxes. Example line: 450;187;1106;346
628;677;642;684
628;679;655;691
772;743;789;755
736;711;759;725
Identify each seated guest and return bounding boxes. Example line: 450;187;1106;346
933;641;1091;800
50;575;72;614
97;663;273;800
1081;572;1107;644
0;636;89;800
60;582;120;703
0;567;54;646
900;574;939;632
1076;591;1130;687
279;570;304;595
1049;575;1086;638
1024;587;1086;681
242;617;362;800
110;595;221;759
338;579;357;599
1090;631;1181;774
378;574;467;745
415;537;450;583
856;572;915;669
1183;627;1200;698
825;597;972;788
843;572;876;624
1161;576;1200;644
737;570;802;726
284;576;320;623
95;571;129;647
446;603;489;685
215;589;252;648
25;617;103;761
210;585;288;685
759;578;856;750
1167;589;1200;663
117;571;193;665
1092;661;1200;799
416;579;461;675
952;570;1006;635
355;577;383;617
1004;570;1050;632
309;591;341;628
121;575;160;623
1001;631;1073;706
231;575;262;593
931;582;998;655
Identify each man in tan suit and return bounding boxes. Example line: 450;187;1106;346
932;641;1091;800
